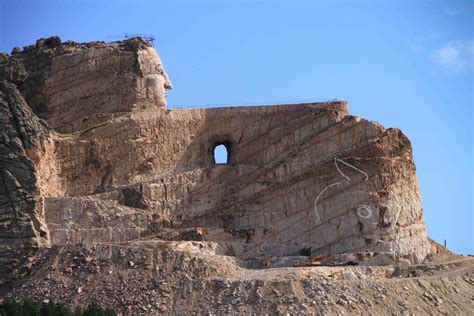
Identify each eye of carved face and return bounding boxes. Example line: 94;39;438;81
155;65;164;75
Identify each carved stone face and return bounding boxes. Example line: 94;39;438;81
138;47;173;108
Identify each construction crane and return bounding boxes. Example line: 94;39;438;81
106;34;156;46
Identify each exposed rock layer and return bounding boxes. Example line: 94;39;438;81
0;81;49;285
49;104;431;266
1;37;434;295
5;37;171;134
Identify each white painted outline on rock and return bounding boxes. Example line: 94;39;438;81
336;157;374;220
313;157;371;227
334;158;369;181
357;205;373;219
313;182;341;225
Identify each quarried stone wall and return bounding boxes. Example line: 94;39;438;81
0;37;432;286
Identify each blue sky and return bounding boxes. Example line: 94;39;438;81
1;0;472;254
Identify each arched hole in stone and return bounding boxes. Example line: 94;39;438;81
213;144;229;164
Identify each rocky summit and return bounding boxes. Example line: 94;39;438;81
1;36;472;314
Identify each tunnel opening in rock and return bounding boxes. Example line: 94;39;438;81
213;142;230;164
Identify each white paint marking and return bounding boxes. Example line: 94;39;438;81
357;205;373;219
335;158;369;181
313;182;341;225
334;158;350;181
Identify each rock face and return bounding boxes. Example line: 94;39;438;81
0;37;433;291
8;37;171;134
0;80;49;285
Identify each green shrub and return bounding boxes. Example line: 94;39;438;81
82;302;115;316
0;299;115;316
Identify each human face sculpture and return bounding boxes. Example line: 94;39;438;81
138;47;173;108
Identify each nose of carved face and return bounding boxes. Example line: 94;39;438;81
163;72;173;90
158;69;172;100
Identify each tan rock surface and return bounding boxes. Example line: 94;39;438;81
51;102;430;265
1;36;471;314
13;37;172;134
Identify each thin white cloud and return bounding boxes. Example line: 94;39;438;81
432;40;474;73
